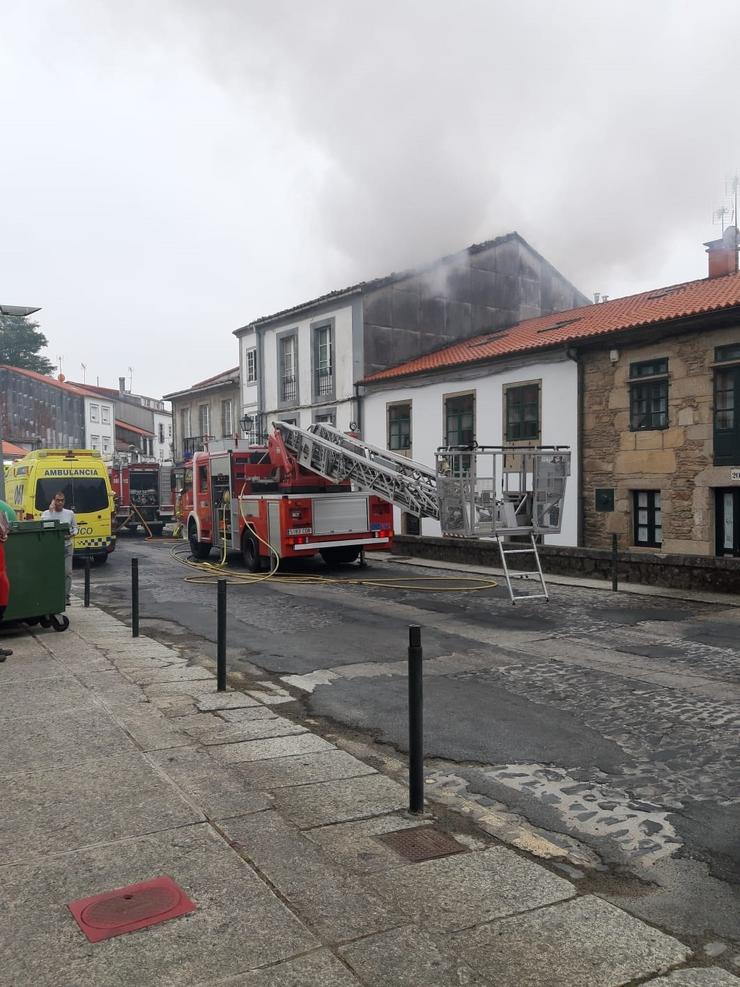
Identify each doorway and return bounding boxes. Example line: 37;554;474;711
715;488;740;557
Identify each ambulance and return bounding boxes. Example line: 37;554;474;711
6;449;116;564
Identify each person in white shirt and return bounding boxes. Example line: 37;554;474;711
42;491;78;604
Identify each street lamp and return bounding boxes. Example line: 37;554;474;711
0;305;42;503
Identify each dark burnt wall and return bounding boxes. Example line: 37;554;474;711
361;235;587;377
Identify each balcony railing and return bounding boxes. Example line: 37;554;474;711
183;435;207;455
315;367;334;396
281;375;297;403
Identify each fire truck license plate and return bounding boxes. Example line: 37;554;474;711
288;526;313;535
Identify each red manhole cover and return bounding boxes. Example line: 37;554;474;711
68;876;196;943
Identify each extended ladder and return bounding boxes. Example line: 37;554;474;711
496;532;549;604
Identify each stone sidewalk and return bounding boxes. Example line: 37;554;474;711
0;600;737;987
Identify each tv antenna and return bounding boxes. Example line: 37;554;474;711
715;173;739;231
128;366;133;392
80;362;87;384
57;355;63;375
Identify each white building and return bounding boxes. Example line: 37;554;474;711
234;233;587;442
361;344;579;546
83;394;115;462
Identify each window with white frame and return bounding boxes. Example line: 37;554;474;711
313;323;333;397
180;408;191;439
222;399;233;437
246;348;257;384
90;434;100;450
101;405;110;424
102;435;111;455
198;403;210;436
90;403;99;422
279;334;298;404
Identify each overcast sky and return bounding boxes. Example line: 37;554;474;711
2;1;739;398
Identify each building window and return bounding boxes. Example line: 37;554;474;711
314;410;336;426
445;393;475;446
629;358;668;430
388;402;411;451
90;403;99;422
716;488;740;557
90;434;100;450
313;323;333;397
633;490;662;547
246;348;257;384
279;334;298;404
103;436;111;455
101;406;110;424
505;383;540;441
222;399;233;437
714;345;740;465
241;414;261;444
180;408;191;440
158;423;165;444
198;403;210;437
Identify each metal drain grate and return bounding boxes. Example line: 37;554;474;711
375;826;466;862
68;876;196;943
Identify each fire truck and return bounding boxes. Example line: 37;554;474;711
109;462;175;537
186;425;394;569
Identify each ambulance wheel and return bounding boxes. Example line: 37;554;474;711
241;532;263;572
188;521;212;560
321;546;361;567
92;553;108;565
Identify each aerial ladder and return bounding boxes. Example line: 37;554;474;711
274;421;571;603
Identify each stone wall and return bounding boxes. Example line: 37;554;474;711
392;534;740;595
582;323;740;556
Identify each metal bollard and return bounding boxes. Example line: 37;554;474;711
217;578;227;691
611;533;619;592
84;558;91;608
408;624;424;814
131;557;139;637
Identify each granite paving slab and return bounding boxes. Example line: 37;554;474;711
304;814;434;874
340;926;489;986
0;706;136;777
77;669;147;704
233;749;376;790
196;691;262;711
181;716;306;747
0;677;93;720
108;703;193;752
0;751;203;864
370;845;575;933
0;649;64;683
646;971;740;985
272;774;408;829
449;895;691;986
217;706;279;722
209;732;331;764
125;664;215;686
204;949;361;986
144;679;218;699
149;746;273;820
0;824;317;987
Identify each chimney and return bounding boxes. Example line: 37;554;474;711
704;225;739;279
119;376;126;395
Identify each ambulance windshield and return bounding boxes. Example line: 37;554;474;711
35;478;109;513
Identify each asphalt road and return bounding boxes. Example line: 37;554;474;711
78;536;740;956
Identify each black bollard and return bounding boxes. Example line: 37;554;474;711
131;557;139;637
611;533;618;592
408;624;424;814
217;578;227;691
84;558;91;608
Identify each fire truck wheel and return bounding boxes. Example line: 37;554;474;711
148;524;164;537
320;546;361;567
241;532;263;572
188;521;212;560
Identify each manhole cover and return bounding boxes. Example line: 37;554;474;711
375;826;466;862
68;876;196;942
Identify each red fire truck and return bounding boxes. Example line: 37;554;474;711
109;462;175;537
186;427;393;569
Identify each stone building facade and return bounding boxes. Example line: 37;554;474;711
582;318;740;557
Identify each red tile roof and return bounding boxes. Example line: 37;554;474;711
0;364;94;397
362;270;740;384
2;440;28;458
115;419;154;438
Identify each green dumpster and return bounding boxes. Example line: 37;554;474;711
0;519;69;632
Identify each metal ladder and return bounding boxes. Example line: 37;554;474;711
496;532;549;604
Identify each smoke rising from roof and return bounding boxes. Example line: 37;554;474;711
2;1;739;395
